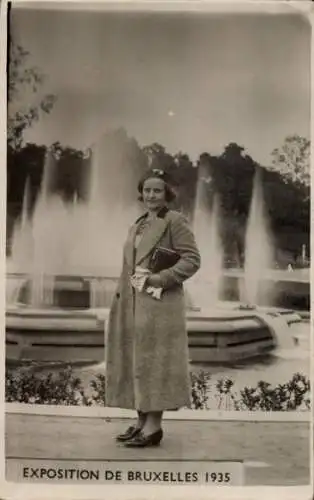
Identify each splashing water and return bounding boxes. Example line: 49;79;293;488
68;134;141;278
189;171;223;309
241;169;274;305
9;131;142;307
10;176;32;272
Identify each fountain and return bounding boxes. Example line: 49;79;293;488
6;135;303;364
6;131;144;362
240;168;275;307
9;131;142;304
10;176;32;274
188;168;223;308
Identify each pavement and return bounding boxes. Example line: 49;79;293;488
5;413;310;486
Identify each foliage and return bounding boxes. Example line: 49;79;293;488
7;133;310;263
214;372;310;411
88;373;106;406
50;142;88;201
238;373;310;411
7;143;46;204
5;366;87;405
5;366;310;411
270;135;310;189
190;371;212;409
142;143;176;172
198;144;309;263
7;42;56;149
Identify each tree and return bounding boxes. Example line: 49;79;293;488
270;135;310;188
221;142;245;161
142;143;175;171
7;41;56;149
50;142;87;201
7;143;47;204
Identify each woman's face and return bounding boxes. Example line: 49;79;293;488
142;177;166;212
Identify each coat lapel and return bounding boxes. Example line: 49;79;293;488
124;224;137;268
135;216;168;266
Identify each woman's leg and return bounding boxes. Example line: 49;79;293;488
142;411;163;434
135;410;147;430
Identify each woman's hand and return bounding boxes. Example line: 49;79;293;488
145;273;163;288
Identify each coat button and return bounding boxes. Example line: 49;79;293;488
116;293;120;299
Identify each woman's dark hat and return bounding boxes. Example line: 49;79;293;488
139;168;173;185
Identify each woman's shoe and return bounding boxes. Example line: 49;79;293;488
124;429;163;447
116;426;141;442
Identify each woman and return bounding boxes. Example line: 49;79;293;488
105;168;201;447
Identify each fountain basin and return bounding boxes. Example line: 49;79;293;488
6;306;105;364
5;274;302;365
6;306;280;364
222;270;310;311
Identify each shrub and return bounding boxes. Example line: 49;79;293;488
238;373;311;411
5;365;310;411
190;370;212;409
5;366;87;406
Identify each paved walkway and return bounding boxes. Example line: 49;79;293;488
5;413;310;486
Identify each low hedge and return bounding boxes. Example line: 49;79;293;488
5;366;310;411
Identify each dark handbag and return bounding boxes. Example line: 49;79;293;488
149;246;181;273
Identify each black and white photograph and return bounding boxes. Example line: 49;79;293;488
4;0;311;493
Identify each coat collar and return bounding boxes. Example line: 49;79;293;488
125;207;170;268
134;205;169;223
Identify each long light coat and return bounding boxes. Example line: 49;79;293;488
105;207;201;411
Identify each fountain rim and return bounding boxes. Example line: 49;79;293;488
5;301;304;323
6;269;310;283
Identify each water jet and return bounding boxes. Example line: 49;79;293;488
6;135;305;366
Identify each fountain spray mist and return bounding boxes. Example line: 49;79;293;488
242;168;274;305
69;132;141;278
10;176;32;272
189;167;223;309
29;150;60;306
9;131;143;307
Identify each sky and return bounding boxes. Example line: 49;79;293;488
9;3;310;166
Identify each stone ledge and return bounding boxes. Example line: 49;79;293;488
5;414;310;487
5;402;310;422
